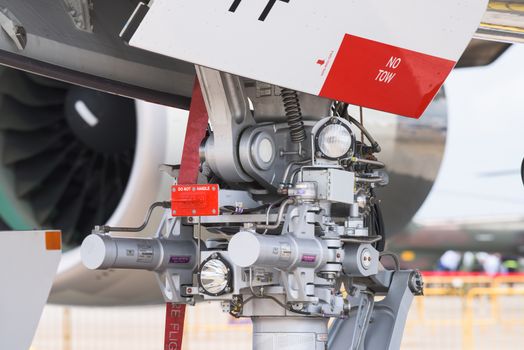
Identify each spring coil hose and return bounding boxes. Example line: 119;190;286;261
281;88;306;143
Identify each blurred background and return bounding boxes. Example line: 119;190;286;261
30;273;524;350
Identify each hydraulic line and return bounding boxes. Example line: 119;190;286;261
256;198;294;230
355;176;384;184
338;103;381;153
97;201;171;233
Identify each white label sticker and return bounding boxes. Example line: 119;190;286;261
137;244;153;264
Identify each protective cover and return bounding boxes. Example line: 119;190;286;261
129;0;488;118
0;231;61;349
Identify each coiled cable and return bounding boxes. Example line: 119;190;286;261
281;88;306;143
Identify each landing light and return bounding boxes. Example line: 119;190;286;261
198;254;232;296
315;118;354;159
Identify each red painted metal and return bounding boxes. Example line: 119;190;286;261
164;77;210;349
320;34;456;118
164;303;186;350
171;184;219;217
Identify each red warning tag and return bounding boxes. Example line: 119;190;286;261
171;184;219;217
163;78;209;350
164;303;186;350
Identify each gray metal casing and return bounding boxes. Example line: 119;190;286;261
302;168;355;204
343;244;379;277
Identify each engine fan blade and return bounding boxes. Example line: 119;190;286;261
56;156;97;243
0;96;63;131
72;161;112;245
92;157;108;225
14;142;80;197
2;128;67;165
0;66;136;247
0;68;66;107
31;151;87;224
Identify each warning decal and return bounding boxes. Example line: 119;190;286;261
171;184;219;217
319;35;456;118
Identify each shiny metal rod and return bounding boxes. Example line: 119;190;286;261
476;1;524;43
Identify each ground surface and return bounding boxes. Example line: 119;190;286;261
31;291;524;350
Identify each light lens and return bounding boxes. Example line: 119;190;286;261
200;259;229;295
318;124;352;158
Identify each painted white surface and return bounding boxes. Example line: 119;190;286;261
130;0;487;95
0;231;60;350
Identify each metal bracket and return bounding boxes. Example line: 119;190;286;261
62;0;94;32
154;212;196;304
349;289;375;350
197;66;255;183
0;7;26;50
329;270;420;350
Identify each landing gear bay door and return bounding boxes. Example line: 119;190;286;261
127;0;487;118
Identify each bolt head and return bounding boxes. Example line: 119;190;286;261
361;249;372;270
291;302;304;311
409;270;424;296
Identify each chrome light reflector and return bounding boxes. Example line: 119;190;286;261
198;254;232;296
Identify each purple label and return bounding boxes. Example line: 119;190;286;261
301;254;317;263
169;256;191;264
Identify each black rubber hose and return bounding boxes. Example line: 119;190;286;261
340;103;381;153
374;202;386;252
